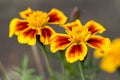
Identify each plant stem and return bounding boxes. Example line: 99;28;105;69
59;51;66;80
59;51;65;73
59;51;71;80
78;61;85;80
39;44;56;80
31;45;45;78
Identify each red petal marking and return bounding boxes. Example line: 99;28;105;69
88;24;99;34
87;37;104;48
62;20;82;31
54;35;71;48
48;12;60;22
65;23;80;31
41;27;54;38
16;21;28;31
25;12;33;17
23;29;38;39
68;44;82;57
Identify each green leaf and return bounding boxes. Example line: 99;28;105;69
14;66;22;73
17;55;43;80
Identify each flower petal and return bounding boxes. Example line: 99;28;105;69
98;38;120;73
40;26;55;45
94;50;108;59
87;35;110;53
110;38;120;51
48;8;67;24
19;8;33;18
9;18;29;37
100;56;118;73
17;28;38;46
50;34;71;53
65;42;87;63
62;19;82;30
93;39;120;59
85;20;106;34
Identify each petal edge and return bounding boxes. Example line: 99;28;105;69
40;26;55;45
48;8;67;24
66;42;87;63
9;18;28;37
87;35;110;53
85;20;106;34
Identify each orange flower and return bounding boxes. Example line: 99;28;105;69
9;8;67;46
94;38;120;73
50;19;110;63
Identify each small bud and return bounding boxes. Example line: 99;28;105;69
70;7;80;21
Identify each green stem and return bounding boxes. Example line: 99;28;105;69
78;61;85;80
59;51;66;80
39;44;56;80
59;51;65;73
59;51;71;80
31;45;45;78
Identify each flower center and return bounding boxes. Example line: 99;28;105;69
27;11;49;29
68;27;90;44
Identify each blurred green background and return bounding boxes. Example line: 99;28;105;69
0;0;120;80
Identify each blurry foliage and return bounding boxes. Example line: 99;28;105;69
3;55;43;80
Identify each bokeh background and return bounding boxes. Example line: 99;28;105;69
0;0;120;80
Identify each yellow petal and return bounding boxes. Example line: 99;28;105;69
94;50;108;59
94;38;120;59
85;20;106;34
100;56;118;73
50;33;71;53
87;35;110;53
40;26;55;45
65;42;87;63
110;38;120;51
9;18;28;38
62;19;82;30
19;8;33;19
48;8;67;24
94;38;120;73
17;28;38;46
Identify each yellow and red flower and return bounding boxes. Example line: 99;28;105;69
50;19;110;63
9;8;67;46
94;38;120;73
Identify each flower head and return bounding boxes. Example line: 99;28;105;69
50;19;110;63
94;38;120;73
9;8;67;46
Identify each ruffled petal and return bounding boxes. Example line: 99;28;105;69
62;19;82;31
17;28;38;46
50;34;71;53
65;42;87;63
19;8;33;19
40;26;55;45
9;18;29;37
85;20;106;34
87;35;110;53
48;8;67;24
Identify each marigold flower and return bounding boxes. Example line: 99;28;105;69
9;8;67;46
50;19;110;63
94;38;120;73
